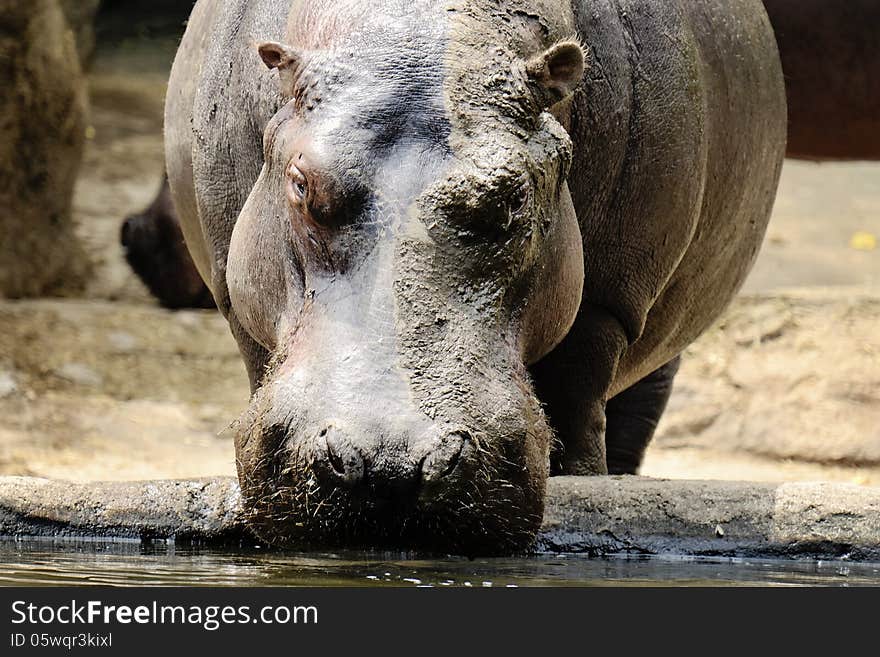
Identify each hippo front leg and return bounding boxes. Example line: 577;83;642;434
531;304;629;476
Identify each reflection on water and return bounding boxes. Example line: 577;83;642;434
1;540;879;587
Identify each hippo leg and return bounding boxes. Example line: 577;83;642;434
604;356;680;475
532;305;629;477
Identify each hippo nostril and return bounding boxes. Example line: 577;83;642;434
436;441;463;479
319;426;365;486
325;438;346;476
421;431;469;485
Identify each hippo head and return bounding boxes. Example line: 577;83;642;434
226;1;585;554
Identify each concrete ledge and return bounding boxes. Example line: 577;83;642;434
0;476;248;543
541;477;880;560
2;475;879;560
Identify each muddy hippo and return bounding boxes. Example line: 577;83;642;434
120;175;215;309
164;0;785;554
126;0;878;310
763;0;880;160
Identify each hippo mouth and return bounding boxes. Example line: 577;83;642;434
233;384;550;556
238;477;545;556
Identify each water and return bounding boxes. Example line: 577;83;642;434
2;540;879;587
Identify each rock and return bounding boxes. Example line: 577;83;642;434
0;371;17;398
540;476;880;560
107;330;138;351
647;288;880;474
53;362;102;387
58;0;100;67
0;0;91;298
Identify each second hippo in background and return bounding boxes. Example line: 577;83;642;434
120;175;215;309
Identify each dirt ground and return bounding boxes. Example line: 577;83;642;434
0;26;878;486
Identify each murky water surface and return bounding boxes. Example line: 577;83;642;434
2;540;878;586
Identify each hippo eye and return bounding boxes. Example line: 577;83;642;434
506;182;532;226
511;183;531;213
286;163;309;205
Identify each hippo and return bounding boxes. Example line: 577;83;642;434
126;0;878;310
120;175;215;309
163;0;786;554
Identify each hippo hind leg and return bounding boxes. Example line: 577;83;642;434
604;355;681;475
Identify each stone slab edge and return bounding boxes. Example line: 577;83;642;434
2;475;879;560
0;476;249;544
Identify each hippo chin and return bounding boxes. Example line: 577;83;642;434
164;0;786;554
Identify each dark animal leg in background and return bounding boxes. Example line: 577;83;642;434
120;174;216;310
604;355;681;475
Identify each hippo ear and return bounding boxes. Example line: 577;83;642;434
258;41;300;69
525;40;586;108
258;41;304;93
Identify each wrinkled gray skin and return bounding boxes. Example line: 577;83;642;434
166;0;785;554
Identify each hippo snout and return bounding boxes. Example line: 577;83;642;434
233;307;552;554
306;423;472;502
237;376;548;554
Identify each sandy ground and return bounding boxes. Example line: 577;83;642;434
0;32;878;486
